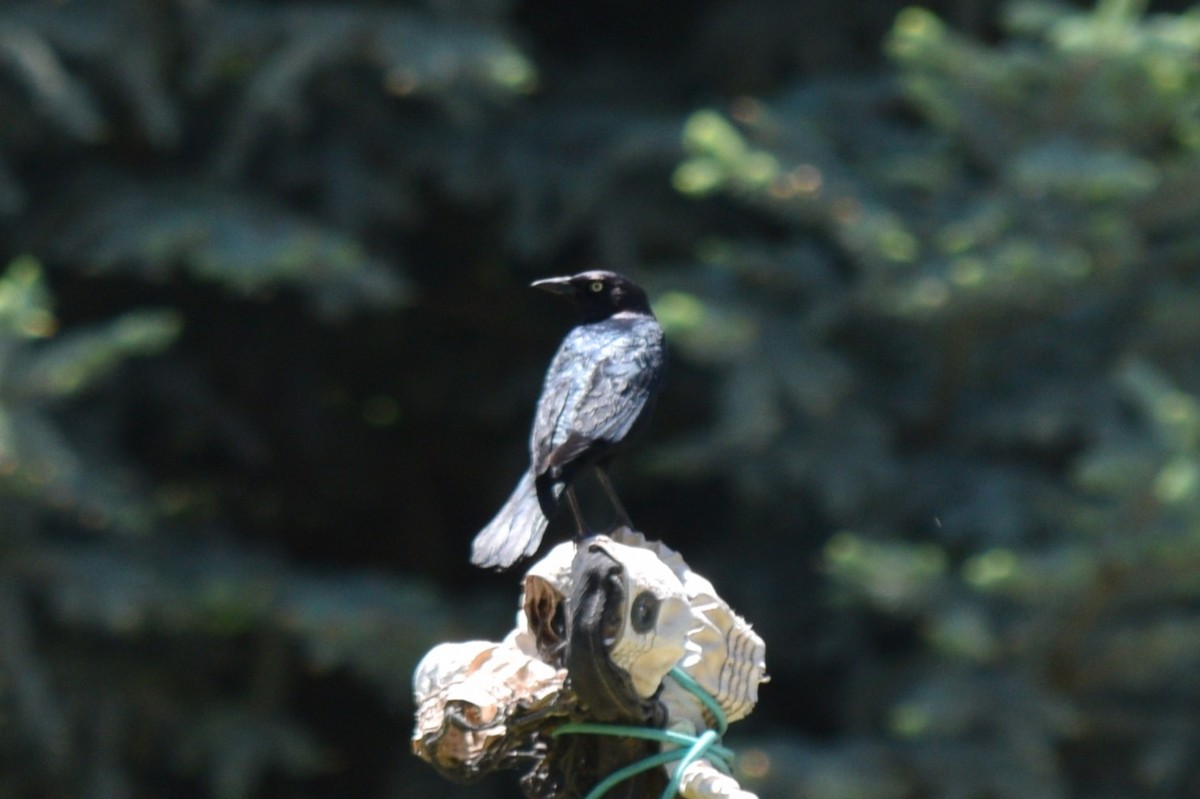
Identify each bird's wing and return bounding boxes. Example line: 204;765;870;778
532;321;664;476
530;340;580;475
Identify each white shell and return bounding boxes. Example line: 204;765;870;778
575;537;694;699
677;760;760;799
608;528;768;727
411;634;565;771
604;530;768;799
412;529;767;799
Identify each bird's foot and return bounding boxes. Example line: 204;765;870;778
593;468;634;534
565;487;593;541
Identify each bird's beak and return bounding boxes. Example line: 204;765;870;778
530;276;575;295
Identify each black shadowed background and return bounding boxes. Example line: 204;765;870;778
3;0;1200;797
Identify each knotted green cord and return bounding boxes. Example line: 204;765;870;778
665;666;728;737
552;666;733;799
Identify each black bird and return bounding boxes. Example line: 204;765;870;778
470;271;667;569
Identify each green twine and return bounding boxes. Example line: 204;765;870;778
552;666;733;799
665;665;728;737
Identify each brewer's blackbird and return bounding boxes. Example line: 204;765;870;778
470;271;667;569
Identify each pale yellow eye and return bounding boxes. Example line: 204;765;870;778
589;281;605;293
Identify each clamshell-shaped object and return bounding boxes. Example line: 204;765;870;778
605;528;768;728
411;635;566;777
412;528;767;799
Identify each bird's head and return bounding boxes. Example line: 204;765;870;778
531;270;653;322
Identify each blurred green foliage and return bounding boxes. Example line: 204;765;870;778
3;0;1200;797
670;1;1200;797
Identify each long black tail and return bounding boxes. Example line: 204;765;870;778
470;471;558;569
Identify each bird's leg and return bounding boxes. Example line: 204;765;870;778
564;485;591;539
594;467;632;530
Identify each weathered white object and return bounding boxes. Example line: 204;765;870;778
412;529;767;798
